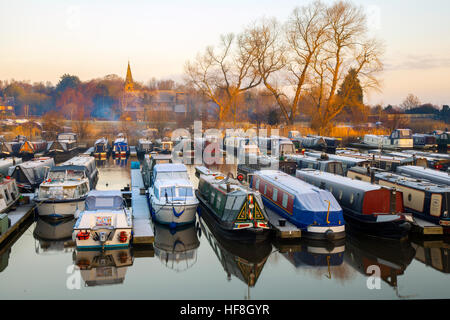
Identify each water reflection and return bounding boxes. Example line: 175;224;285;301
274;239;345;280
33;217;76;254
199;216;272;294
153;221;200;272
73;248;133;287
345;233;416;294
115;157;128;167
412;238;450;274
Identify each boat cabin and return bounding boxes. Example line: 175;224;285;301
8;157;55;192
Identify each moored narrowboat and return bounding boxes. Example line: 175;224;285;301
413;134;437;150
296;169;412;240
362;129;413;150
47;132;78;162
18;140;47;159
93;137;110;159
286;154;344;175
7;157;55;193
396;165;450;186
195;166;270;242
112;133;129;158
347;166;450;232
250;170;345;241
136;138;153;159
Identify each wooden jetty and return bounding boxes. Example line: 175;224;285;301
0;194;36;247
411;217;443;236
265;208;301;239
130;167;154;245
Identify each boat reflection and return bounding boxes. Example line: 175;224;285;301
412;238;450;274
199;215;272;291
33;217;76;254
274;239;345;279
73;248;133;287
153;221;200;272
95;159;108;168
345;232;415;294
115;156;128;167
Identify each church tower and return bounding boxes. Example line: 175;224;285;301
124;61;134;92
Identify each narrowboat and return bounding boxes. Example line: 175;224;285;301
148;163;198;227
399;150;450;171
347;166;450;232
154;139;173;154
362;129;413;149
333;150;415;172
112;133;129;158
0;176;20;214
296;136;327;151
396;166;450;186
0;141;14;158
60;155;99;189
74;248;133;286
255;136;296;156
306;152;370;175
288;131;303;149
199;212;272;290
153;222;200;272
413;134;437;150
296;169;412;240
34;164;92;218
73;190;133;250
433;131;450;151
286;154;344;175
0;157;22;177
367;150;432;169
141;153;173;188
47;132;78;162
93;137;110;159
250;170;345;240
307;135;340;153
7;157;55;193
136;137;154;159
223;136;260;157
195;166;270;242
18;140;47;160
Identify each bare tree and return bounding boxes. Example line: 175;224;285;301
185;33;261;126
400;94;421;110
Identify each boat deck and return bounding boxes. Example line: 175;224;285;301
131;168;154;245
0;194;36;247
411;217;443;236
266;208;301;239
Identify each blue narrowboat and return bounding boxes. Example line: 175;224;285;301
250;170;345;241
112;133;130;158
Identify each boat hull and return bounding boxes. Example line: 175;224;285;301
343;211;411;240
36;199;85;218
150;200;198;227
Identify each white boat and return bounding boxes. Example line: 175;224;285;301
60;155;98;189
34;165;91;218
0;176;20;214
363;129;413;149
7;157;54;193
148;163;198;227
73;190;132;250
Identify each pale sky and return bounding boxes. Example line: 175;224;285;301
0;0;449;106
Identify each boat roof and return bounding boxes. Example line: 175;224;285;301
155;178;193;188
254;170;322;195
396;166;450;184
16;157;54;169
85;190;124;210
60;155;95;167
297;169;383;192
153;163;187;172
306;152;368;164
377;171;450;192
51;165;86;172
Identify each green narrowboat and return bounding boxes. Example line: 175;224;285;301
195;166;271;242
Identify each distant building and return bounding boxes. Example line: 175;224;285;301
0;105;15;118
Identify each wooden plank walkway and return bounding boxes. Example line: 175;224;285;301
265;208;301;239
411;217;443;236
0;194;36;247
131;168;154;245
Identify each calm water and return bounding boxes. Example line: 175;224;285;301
0;156;449;300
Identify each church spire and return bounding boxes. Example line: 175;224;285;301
124;60;134;92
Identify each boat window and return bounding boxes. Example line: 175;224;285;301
47;171;66;180
154;187;159;199
178;187;193;197
408;194;412;202
350;193;354;204
255;178;260;190
282;194;288;208
210;190;216;204
264;184;267;195
216;195;222;209
80;183;88;195
339;190;343;200
273;188;278;201
156;171;189;180
233;196;245;211
4;190;9;202
161;186;176;198
328;186;333;193
225;196;236;210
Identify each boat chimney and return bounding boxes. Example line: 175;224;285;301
226;183;231;193
370;168;375;184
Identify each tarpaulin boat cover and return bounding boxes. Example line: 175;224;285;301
85;190;124;211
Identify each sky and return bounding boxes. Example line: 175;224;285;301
0;0;449;106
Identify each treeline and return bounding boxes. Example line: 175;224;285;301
185;0;383;133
